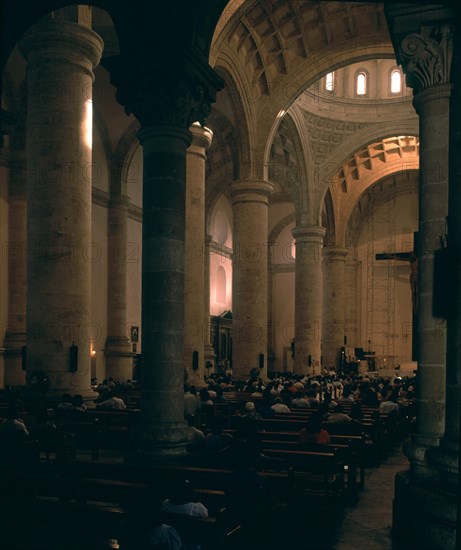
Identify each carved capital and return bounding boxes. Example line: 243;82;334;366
399;25;454;94
117;75;214;128
102;49;223;129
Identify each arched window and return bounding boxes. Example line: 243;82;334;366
356;72;367;95
391;69;401;94
325;72;335;92
216;266;226;303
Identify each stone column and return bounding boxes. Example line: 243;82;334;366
230;180;273;381
184;123;212;387
102;52;222;459
20;15;103;398
398;26;451;475
3;143;27;386
345;257;360;349
291;225;325;375
203;234;215;372
105;194;133;381
426;23;461;481
390;19;457;550
322;247;348;371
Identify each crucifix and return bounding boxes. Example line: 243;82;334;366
375;233;418;361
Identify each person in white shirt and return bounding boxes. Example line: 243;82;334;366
161;479;208;518
96;393;126;410
271;397;291;414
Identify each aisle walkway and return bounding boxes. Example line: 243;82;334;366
333;444;409;550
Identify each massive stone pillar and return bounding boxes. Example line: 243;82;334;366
184;123;212;387
291;225;325;375
397;25;451;476
20;13;103;398
3;140;27;386
103;52;222;458
105;194;133;381
230;180;273;381
386;10;457;549
345;257;361;350
322;247;348;371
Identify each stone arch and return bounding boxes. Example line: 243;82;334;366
312;122;419;225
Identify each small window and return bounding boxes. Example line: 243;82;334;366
391;69;401;94
357;72;367;95
325;72;335;92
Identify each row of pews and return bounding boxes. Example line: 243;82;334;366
0;392;411;549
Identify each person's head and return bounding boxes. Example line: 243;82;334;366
61;393;72;404
6;403;20;420
199;388;210;401
169;478;194;505
350;402;362;419
72;394;84;407
306;411;323;433
333;404;344;414
245;401;255;412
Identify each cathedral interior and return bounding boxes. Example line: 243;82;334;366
0;0;460;548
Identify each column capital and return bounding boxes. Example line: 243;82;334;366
230;180;273;204
398;24;454;95
190;122;213;151
20;18;103;74
291;224;326;243
101;48;224;129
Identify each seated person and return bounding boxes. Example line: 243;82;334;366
71;394;87;412
0;404;29;437
270;396;291;414
299;411;330;445
204;419;233;450
326;404;353;423
119;491;183;550
161;479;208;518
57;393;74;410
96;392;127;410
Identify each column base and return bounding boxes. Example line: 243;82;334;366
1;347;27;386
128;422;193;461
403;435;441;476
426;440;458;484
105;338;134;382
3;333;27;386
393;470;457;550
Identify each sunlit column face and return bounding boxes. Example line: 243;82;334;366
82;98;93;150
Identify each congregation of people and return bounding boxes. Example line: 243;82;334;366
0;368;415;549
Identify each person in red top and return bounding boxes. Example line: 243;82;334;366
299;411;330;445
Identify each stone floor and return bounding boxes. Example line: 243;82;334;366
332;445;409;550
260;442;410;550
